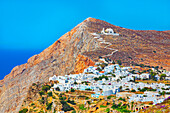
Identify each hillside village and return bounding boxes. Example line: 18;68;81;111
19;57;170;113
18;28;170;113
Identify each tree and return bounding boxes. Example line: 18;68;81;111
131;89;136;92
39;91;45;96
117;60;122;65
96;67;102;72
71;88;75;92
117;79;120;82
139;64;145;68
160;74;166;80
56;87;60;91
47;91;52;96
112;60;115;64
94;77;99;81
46;102;53;110
150;71;157;80
161;91;166;96
119;86;122;91
154;66;159;70
74;81;77;84
112;74;116;77
105;108;110;112
42;85;51;92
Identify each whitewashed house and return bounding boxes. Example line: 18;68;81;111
101;28;119;36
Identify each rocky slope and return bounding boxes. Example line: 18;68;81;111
0;17;170;113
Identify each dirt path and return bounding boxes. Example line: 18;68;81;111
91;33;118;57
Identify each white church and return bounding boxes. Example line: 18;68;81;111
101;28;119;36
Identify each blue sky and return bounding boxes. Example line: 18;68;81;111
0;0;169;79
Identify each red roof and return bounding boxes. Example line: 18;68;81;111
99;71;105;73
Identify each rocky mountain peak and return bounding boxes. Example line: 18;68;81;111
0;18;169;113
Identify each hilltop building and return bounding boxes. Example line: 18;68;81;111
101;28;119;36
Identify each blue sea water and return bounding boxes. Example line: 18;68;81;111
0;49;42;80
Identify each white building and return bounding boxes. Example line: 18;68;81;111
49;75;58;81
101;28;119;36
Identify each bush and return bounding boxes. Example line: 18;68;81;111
118;97;126;102
42;85;51;92
160;74;166;80
47;91;52;96
96;67;102;72
112;60;115;64
59;96;66;100
71;88;75;92
94;77;99;81
31;103;35;106
61;100;74;112
112;74;116;77
56;87;60;91
46;102;53;110
131;89;136;92
19;108;28;113
107;96;113;99
72;110;76;113
67;99;76;105
79;104;86;110
74;81;77;84
117;60;122;65
105;108;110;112
100;63;108;69
100;105;107;108
85;88;91;91
112;103;118;109
39;91;45;96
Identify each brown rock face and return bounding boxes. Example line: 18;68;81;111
0;17;170;113
73;54;95;74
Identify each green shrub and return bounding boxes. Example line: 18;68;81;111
117;60;122;65
100;105;107;108
19;108;28;113
118;97;126;102
74;82;77;84
71;88;75;92
38;99;45;104
31;103;35;106
47;91;52;96
60;100;74;112
39;91;45;96
79;104;86;110
105;108;110;112
56;87;60;91
42;85;51;92
67;99;76;105
72;110;76;113
59;96;66;100
112;60;115;64
107;96;112;99
131;89;136;92
46;102;53;110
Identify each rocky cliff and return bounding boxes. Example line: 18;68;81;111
0;17;170;113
